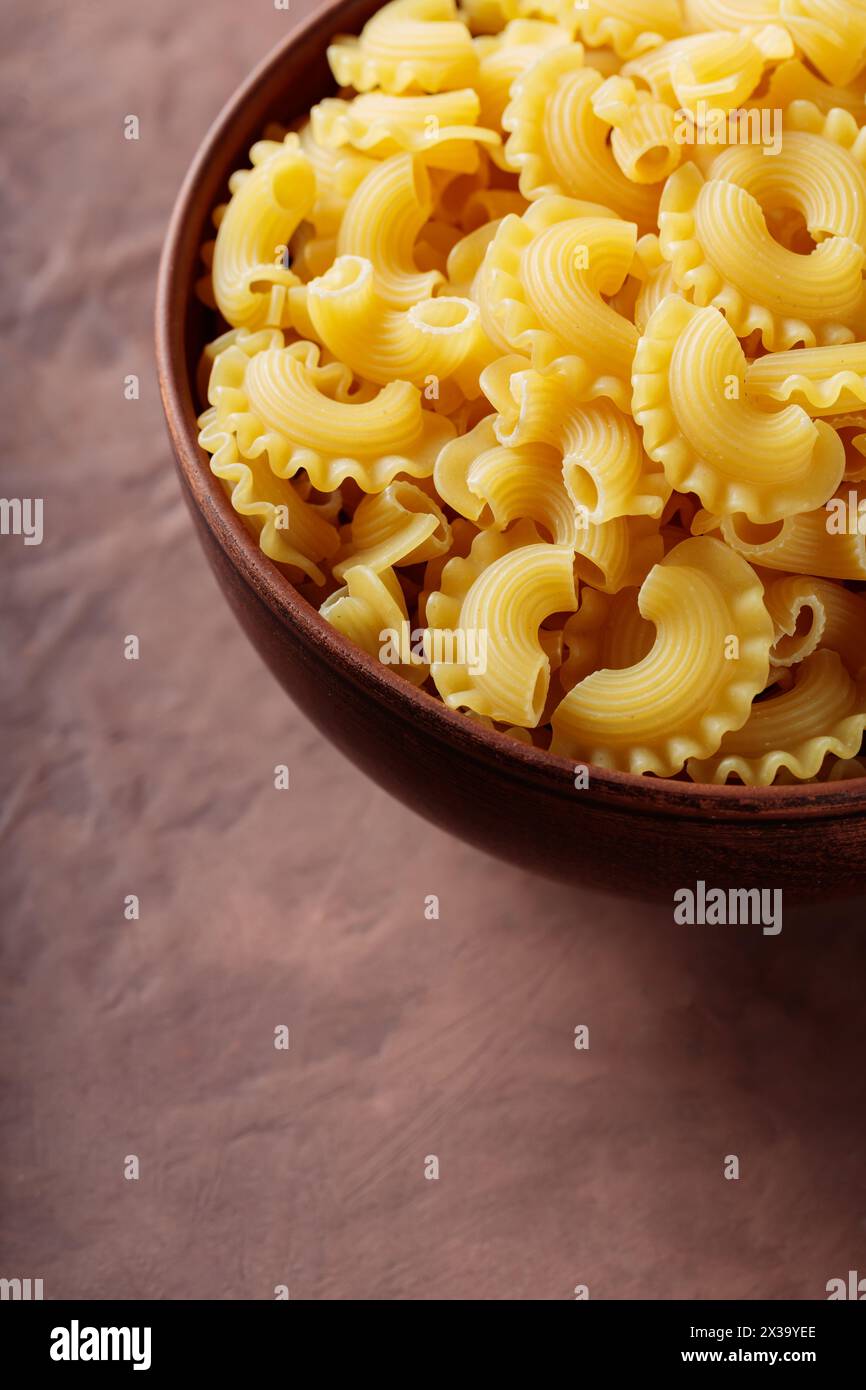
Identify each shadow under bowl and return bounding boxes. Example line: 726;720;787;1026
155;0;866;903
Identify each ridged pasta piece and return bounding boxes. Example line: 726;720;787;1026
479;199;640;407
328;0;479;93
311;90;500;172
576;0;682;59
434;415;579;543
198;420;340;585
778;0;866;86
745;343;866;415
483;357;670;522
502;47;661;229
210;136;316;330
295;121;377;240
474;19;573;148
682;0;781;28
573;513;665;593
750;58;866;118
426;520;577;724
658;163;866;349
621;29;788;105
321;564;429;685
824;412;866;479
701;487;866;580
200;331;454;493
560;585;654;689
306;255;497;398
764;573;866;674
550;535;774;774
709;114;866;251
337;154;444;308
633;297;845;522
590;77;681;184
687;650;866;784
333;481;451;579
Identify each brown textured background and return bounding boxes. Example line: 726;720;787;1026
2;0;865;1301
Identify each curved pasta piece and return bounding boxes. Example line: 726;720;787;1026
321;564;429;686
210;136;316;330
710;115;866;251
311;91;500;172
502;47;660;230
479;199;640;407
703;487;866;579
483;358;670;523
778;0;866;86
764;573;866;674
633;297;845;522
658;162;866;349
474;19;573;150
198;418;339;585
621;29;788;105
426;520;577;724
327;0;479;94
682;0;781;28
750;58;866;118
333;481;451;579
687;650;866;784
590;77;681;185
337;154;444;308
560;585;654;689
307;255;497;398
550;535;774;774
576;0;682;59
745;343;866;415
573;513;665;593
433;415;579;543
200;331;454;494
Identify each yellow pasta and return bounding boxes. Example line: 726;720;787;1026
210;136;316;330
687;651;866;784
426;520;577;724
195;0;866;786
551;536;775;775
502;46;660;229
479;198;640;408
658;162;866;349
328;0;479;93
311;89;500;171
764;573;866;675
697;487;866;580
633;296;845;521
306;254;497;398
198;331;454;493
576;0;682;59
332;480;451;578
590;77;682;185
321;564;430;685
745;343;866;416
483;356;669;523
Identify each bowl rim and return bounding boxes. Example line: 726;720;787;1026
155;0;866;825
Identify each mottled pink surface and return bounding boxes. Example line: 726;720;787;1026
2;0;865;1301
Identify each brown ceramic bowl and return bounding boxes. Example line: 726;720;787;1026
156;0;866;903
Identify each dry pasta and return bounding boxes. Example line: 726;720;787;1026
196;0;866;785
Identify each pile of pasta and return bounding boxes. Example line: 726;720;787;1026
197;0;866;785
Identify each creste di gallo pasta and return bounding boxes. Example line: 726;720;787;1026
197;0;866;786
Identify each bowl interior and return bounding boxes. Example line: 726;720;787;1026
155;0;866;824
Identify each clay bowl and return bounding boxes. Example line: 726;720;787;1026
156;0;866;902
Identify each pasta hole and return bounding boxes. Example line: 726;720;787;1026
411;298;476;332
774;605;816;661
634;146;671;179
729;516;785;547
